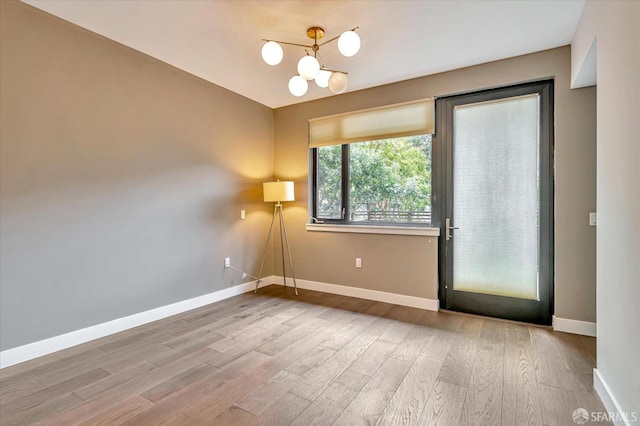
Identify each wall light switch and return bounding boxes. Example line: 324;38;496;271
589;212;597;226
241;210;246;220
355;258;362;269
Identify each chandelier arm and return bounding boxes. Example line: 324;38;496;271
262;39;313;49
316;51;325;67
318;26;359;47
321;68;349;75
318;34;340;47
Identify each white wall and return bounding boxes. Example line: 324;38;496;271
572;1;640;421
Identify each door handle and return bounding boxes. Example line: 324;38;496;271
445;218;459;241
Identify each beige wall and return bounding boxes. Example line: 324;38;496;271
0;1;274;351
275;46;597;322
574;0;640;416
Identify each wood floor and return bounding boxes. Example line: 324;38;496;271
0;285;610;425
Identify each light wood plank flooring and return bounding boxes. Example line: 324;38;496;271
0;285;610;425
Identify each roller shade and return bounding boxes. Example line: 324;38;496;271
309;98;434;148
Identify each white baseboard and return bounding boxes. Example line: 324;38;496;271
552;315;597;337
272;276;440;312
0;278;275;369
593;368;634;426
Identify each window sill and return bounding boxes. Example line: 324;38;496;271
306;223;440;237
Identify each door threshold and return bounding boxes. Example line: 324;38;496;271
438;308;552;329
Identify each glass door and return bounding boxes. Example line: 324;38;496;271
436;81;554;325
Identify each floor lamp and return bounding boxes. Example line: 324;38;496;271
256;181;298;296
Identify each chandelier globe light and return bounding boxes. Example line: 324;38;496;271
288;75;308;97
261;26;360;97
297;55;321;80
261;41;284;65
314;69;332;88
337;31;361;57
328;72;348;94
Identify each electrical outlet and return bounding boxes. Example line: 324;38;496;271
241;210;246;219
355;258;362;268
224;257;230;268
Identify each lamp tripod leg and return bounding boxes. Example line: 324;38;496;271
279;206;298;296
278;205;287;291
256;204;278;294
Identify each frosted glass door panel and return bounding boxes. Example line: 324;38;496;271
452;95;540;300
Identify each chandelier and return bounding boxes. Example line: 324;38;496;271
261;26;361;97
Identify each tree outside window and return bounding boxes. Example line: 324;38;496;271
315;134;431;224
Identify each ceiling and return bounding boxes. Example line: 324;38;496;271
23;0;585;109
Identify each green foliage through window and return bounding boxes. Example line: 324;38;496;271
315;135;432;224
317;144;342;219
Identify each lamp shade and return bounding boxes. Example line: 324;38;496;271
263;181;294;202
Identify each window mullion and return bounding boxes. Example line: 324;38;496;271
342;144;350;223
311;147;319;219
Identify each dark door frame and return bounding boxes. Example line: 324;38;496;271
434;80;555;325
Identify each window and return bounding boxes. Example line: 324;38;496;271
310;99;434;226
313;134;432;225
